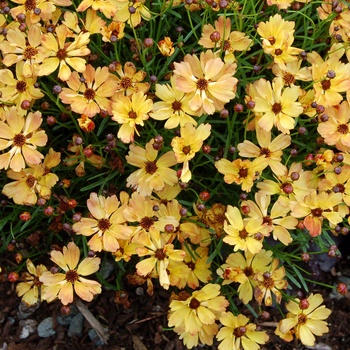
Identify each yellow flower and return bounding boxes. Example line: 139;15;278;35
317;101;350;152
59;64;118;117
254;258;288;306
278;294;331;346
113;0;151;27
217;249;272;304
136;229;186;289
38;25;91;81
237;130;290;177
0;107;47;172
217;312;269;350
0;62;44;112
40;242;101;305
253;77;303;134
266;0;293;10
2;149;60;205
151;76;200;129
16;259;47;306
111;91;153;143
171;123;211;182
168;284;228;336
308;46;350;107
290;191;343;237
271;60;312;86
173;50;237;115
73;192;133;252
199;16;252;63
223;205;265;254
215;157;266;192
157;37;175;56
125;139;178;196
0;26;47;77
77;0;118;18
242;193;297;245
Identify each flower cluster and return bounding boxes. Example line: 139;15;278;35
1;0;345;349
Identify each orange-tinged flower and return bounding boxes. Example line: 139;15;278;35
59;64;118;117
0;26;47;77
254;258;288;306
73;192;133;252
40;242;101;305
217;250;273;304
173;50;237;115
238;131;290;177
157;37;175;56
253;77;303;134
215;157;266;192
111;91;153;143
16;259;47;306
317;101;350;151
0;107;47;172
168;284;228;336
0;62;44;113
223;205;265;254
266;0;293;10
217;312;269;350
271;60;312;86
290;191;343;237
101;21;125;42
125;139;178;196
38;25;90;81
171;123;211;182
111;61;150;97
278;294;331;346
151;76;200;129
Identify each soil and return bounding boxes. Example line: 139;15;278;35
1;255;349;350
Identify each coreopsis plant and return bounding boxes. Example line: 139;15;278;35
1;0;348;348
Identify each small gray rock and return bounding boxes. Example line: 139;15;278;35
37;317;56;338
19;319;37;339
100;260;115;280
68;313;84;338
18;302;40;320
88;328;108;346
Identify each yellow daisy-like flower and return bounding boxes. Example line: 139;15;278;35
223;205;265;254
217;312;269;350
38;25;90;81
113;0;151;27
150;76;200;129
0;61;44;113
73;192;133;252
168;283;228;336
173;50;237;115
77;0;118;19
111;91;153;143
171;123;211;182
40;242;101;305
254;258;288;306
217;249;273;305
125;139;178;196
136;229;186;289
59;64;118;117
16;259;47;306
0;107;47;172
215;157;266;192
253;77;303;134
277;294;331;346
